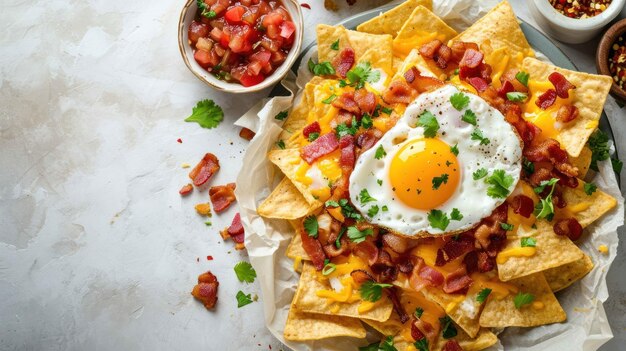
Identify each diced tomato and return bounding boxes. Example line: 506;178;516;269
279;21;295;39
220;32;230;48
247;60;263;75
210;27;223;42
225;6;246;23
250;50;271;64
270;50;286;64
194;49;213;69
240;73;265;86
266;24;280;39
189;21;209;45
262;12;284;27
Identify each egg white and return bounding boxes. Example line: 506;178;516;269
349;85;522;236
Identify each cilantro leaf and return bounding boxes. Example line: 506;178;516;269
325;200;339;207
377;179;383;186
450;144;459;156
533;178;558;220
308;132;320;142
521;237;536;247
359;280;392;302
476;288;492;303
432;174;449;190
197;0;216;18
236;291;253;308
275;140;286;149
450;92;470;110
428;210;450;231
361;113;373;129
348;226;374;243
516;71;530;87
472;168;488;180
471;128;490;145
303;215;318;238
335;227;346;248
382;205;389;212
234;261;257;283
584;182;597;195
274;110;288;120
185;99;224;129
613;158;623;173
533;178;559;194
513;292;534;309
330;39;339;50
330;198;363;220
439;315;458;339
368;205;380;218
335;116;359;137
462;109;477;125
506;92;528;102
414;339;429;351
381;106;393;114
450;208;463;221
414;307;424;319
484;170;514;199
500;223;514;231
359;188;377;204
375;145;387;160
417;110;439;138
308;58;336;76
523;158;535;175
379;336;398;351
588;130;610;172
346;61;381;89
322;94;337;104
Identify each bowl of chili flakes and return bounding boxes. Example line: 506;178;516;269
178;0;303;93
597;18;626;102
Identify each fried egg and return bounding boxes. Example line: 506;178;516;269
349;85;522;236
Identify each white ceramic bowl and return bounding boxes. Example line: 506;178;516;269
178;0;303;93
529;0;626;44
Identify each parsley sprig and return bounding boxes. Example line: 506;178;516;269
185;99;224;129
342;61;381;89
359;280;392;302
417;110;439;138
484;170;514;199
234;261;256;283
308;58;336;76
533;178;559;220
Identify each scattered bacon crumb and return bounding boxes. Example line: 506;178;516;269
535;89;557;110
556;105;579;123
191;271;219;309
221;213;245;250
300;3;311;9
177;138;182;143
209;183;237;213
548;72;576;98
554;218;583;241
332;47;355;78
196;257;200;262
179;183;193;196
207;255;213;261
195;203;212;216
189;153;220;186
239;127;256;141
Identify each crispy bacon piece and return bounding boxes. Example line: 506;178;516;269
524;139;578;178
302;121;321;138
382;81;417;104
504;103;541;145
412;317;439;346
239;127;256;141
554;218;583;241
442;340;464;351
300;223;327;270
356;129;382;153
435;236;474;266
468;77;489;92
419;39;443;59
477;251;495;273
387;287;410;323
191;271;219;309
449;41;479;63
339;135;356;179
189;153;220;186
396;255;415;274
350;270;375;284
409;257;444;291
352;240;379;266
411;321;425;341
410;75;445;93
354;89;377;115
382;233;418;254
443;267;473;294
220;212;245;250
473;204;508;252
179;183;193;196
323;222;349;257
498;80;515;98
332;92;360;114
404;66;419;83
371;250;398;283
548;72;576;98
556;105;579;123
209;183;237;213
501;68;529;93
536;89;557;110
332;47;355;78
435;44;452;69
300;132;340;164
460;49;483;69
511;195;534;218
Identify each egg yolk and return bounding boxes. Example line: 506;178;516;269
389;138;460;210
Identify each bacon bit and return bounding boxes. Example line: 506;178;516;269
209;183;237;213
411;321;425;341
501;68;529;93
371;250;398;283
195;203;212;216
299;222;327;270
354;89;376;114
179;183;194;196
460;49;484;69
220;213;245;250
332;92;360;114
239;127;256;141
535;89;557;110
410;75;445;93
302;121;321;138
382;233;416;254
449;41;479;63
556;105;579;123
404;66;419;83
189;153;220;186
419;39;443;59
468;77;489;92
300;3;311;9
382;80;417;104
412;317;439;346
498;80;515;98
548;72;576;98
417;260;444;286
350;269;375;284
339;135;356;169
352;240;379;266
386;286;409;323
436;236;474;266
332;47;355;78
443;267;473;294
177;138;183;143
524;138;578;177
477;251;495;273
301;132;340;164
442;340;463;351
511;195;534;218
196;257;200;262
434;44;452;69
191;271;219;309
356;129;382;153
207;255;213;260
554;218;583;241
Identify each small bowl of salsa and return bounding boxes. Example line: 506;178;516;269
178;0;303;93
529;0;625;43
597;18;626;102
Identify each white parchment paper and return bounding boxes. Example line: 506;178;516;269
234;1;625;349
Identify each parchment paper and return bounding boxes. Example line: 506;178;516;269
234;1;625;349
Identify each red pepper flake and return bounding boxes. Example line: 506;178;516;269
549;0;612;18
177;138;182;143
609;35;626;90
207;255;214;261
300;3;311;9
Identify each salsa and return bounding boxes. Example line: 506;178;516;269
609;35;626;89
548;0;612;19
188;0;296;87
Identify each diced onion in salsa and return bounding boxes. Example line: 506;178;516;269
189;0;296;87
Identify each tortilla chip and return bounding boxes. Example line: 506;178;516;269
521;57;614;157
453;1;533;59
433;328;498;351
497;220;584;281
544;254;594;292
361;316;403;337
570;146;593;178
286;224;310;261
393;6;458;58
479;273;566;327
317;25;351;64
392;49;440;83
356;0;433;37
267;148;321;206
284;304;366;341
293;262;393;322
562;181;617;228
258;177;320;220
317;25;393;67
421;287;481;338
